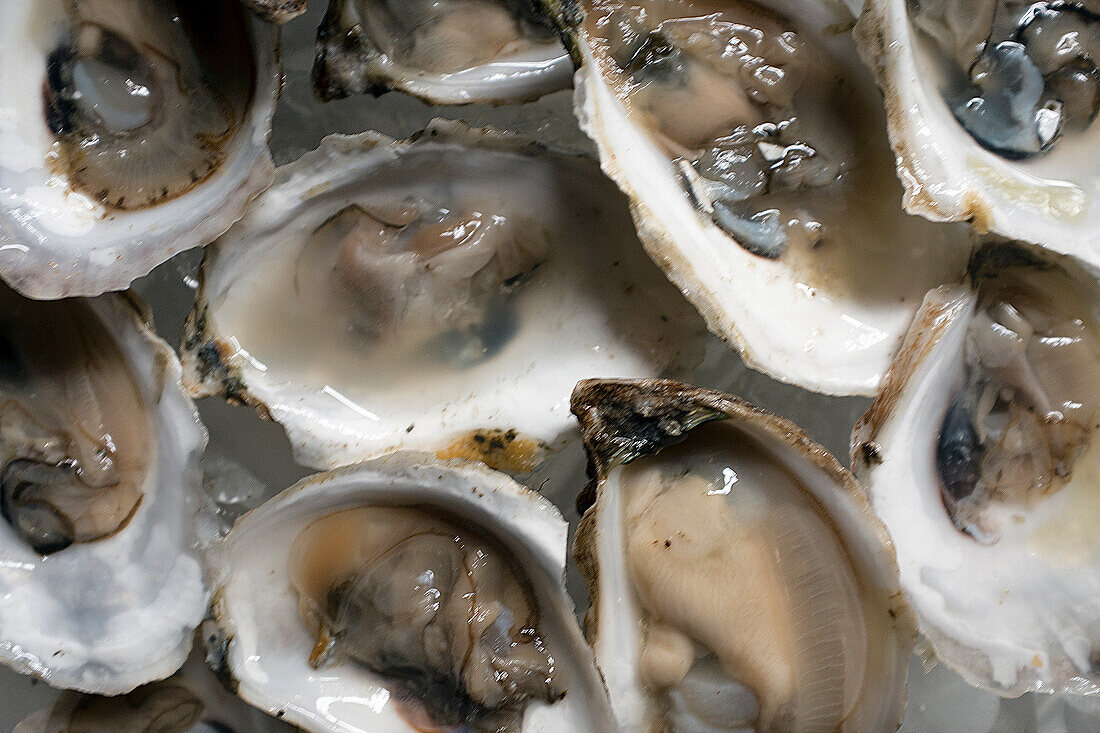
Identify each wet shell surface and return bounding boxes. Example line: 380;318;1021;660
0;0;279;299
182;119;707;472
856;0;1100;269
313;0;573;104
571;378;916;732
0;289;207;695
542;0;972;396
852;240;1100;696
208;453;616;732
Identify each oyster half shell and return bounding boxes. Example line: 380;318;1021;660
572;378;916;732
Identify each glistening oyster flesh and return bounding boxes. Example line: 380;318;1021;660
0;0;279;299
571;378;915;732
208;454;615;732
314;0;573;104
182;120;707;471
541;0;971;395
0;288;206;695
852;240;1100;696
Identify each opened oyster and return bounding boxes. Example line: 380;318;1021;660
541;0;971;395
857;0;1100;268
571;378;915;731
852;240;1100;695
0;288;206;694
0;0;279;299
314;0;572;104
182;120;706;471
208;454;615;732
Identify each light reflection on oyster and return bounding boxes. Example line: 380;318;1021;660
852;240;1100;696
571;378;915;732
0;288;206;695
542;0;971;395
856;0;1100;270
208;454;615;732
182;120;707;472
313;0;572;104
0;0;279;299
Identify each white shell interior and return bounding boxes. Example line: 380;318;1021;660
0;0;279;299
211;454;615;733
188;123;708;469
0;295;207;695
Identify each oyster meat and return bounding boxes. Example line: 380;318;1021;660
0;288;206;694
182;120;707;471
852;240;1100;695
542;0;971;395
571;378;915;732
314;0;573;104
0;0;279;298
208;454;615;732
857;0;1100;268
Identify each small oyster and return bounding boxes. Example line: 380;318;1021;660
571;378;916;731
852;239;1100;695
0;0;279;298
208;454;615;732
0;288;206;694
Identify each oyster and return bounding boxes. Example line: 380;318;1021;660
242;0;308;23
314;0;572;104
208;454;615;732
0;0;279;299
541;0;971;395
852;240;1100;695
0;288;207;694
856;0;1100;268
571;378;916;731
182;120;707;472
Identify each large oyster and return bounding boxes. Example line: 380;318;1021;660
182;120;707;472
856;0;1100;268
852;240;1100;696
0;0;279;299
541;0;971;395
571;378;916;731
314;0;572;104
0;288;207;694
208;454;615;732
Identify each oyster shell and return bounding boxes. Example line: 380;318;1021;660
0;288;207;694
571;378;916;731
852;240;1100;696
0;0;279;299
313;0;572;104
541;0;971;396
208;453;615;732
856;0;1100;269
182;120;707;472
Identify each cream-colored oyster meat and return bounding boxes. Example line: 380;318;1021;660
856;0;1100;268
571;378;915;732
542;0;971;395
209;454;615;732
0;0;279;299
314;0;573;104
852;240;1100;696
0;288;206;695
183;120;707;471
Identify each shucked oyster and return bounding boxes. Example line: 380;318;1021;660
0;0;279;299
314;0;572;104
0;288;206;694
571;379;915;732
542;0;970;395
857;0;1100;269
208;454;615;732
182;120;706;472
852;240;1100;695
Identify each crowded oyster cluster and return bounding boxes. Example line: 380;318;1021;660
0;0;1097;731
